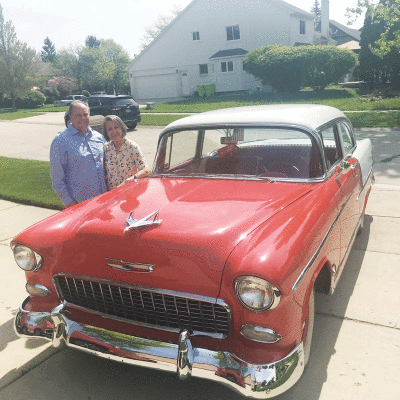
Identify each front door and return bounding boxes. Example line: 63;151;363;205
181;72;189;96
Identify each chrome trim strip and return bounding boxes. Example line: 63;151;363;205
106;258;154;273
330;212;364;294
15;298;305;399
357;167;374;200
292;194;351;291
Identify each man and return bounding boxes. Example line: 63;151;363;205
50;100;107;208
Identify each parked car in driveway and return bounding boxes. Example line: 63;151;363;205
12;104;373;398
64;94;141;130
54;94;87;107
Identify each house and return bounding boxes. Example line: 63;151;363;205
315;19;361;46
127;0;315;101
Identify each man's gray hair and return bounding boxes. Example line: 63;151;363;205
69;100;90;116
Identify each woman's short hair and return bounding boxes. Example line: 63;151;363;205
103;115;128;141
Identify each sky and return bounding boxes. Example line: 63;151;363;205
0;0;367;59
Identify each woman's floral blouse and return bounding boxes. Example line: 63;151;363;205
104;139;148;190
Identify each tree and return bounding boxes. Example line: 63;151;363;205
85;35;100;49
140;5;182;49
55;38;131;95
81;39;131;94
347;0;400;88
41;37;56;62
0;4;39;110
54;45;85;91
311;0;321;30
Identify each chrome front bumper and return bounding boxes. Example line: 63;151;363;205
15;297;305;398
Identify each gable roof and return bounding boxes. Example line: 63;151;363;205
274;0;314;19
129;0;315;68
329;20;361;41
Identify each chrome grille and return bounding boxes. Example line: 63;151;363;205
55;276;230;336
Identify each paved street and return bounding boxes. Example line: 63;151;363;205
0;112;162;164
0;113;399;399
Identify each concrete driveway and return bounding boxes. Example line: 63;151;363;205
0;112;162;163
0;113;399;399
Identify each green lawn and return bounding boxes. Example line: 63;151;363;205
139;113;191;126
0;110;43;120
140;87;400;114
0;157;63;210
346;111;400;127
0;104;68;120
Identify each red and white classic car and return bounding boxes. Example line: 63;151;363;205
12;105;373;398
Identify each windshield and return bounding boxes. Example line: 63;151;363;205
153;127;323;180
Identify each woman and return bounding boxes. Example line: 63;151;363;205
103;115;150;190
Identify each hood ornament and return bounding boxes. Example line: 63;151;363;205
124;210;162;232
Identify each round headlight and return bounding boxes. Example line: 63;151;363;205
235;276;281;312
12;244;43;272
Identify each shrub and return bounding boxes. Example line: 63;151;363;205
81;90;91;97
244;45;358;92
17;90;47;108
244;45;307;92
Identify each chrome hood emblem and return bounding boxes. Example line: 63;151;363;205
124;210;162;232
106;258;154;273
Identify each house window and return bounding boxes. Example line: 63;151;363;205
199;64;208;75
192;31;200;41
226;25;240;41
221;61;234;72
300;20;306;35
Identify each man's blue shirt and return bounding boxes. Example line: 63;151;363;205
50;125;107;205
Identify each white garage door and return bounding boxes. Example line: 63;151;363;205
134;74;179;99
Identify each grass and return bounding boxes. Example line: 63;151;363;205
346;111;400;127
0;104;68;120
139;113;191;126
140;87;400;114
0;110;43;120
0;157;63;210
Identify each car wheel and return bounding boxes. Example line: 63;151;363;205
128;123;137;130
303;287;315;367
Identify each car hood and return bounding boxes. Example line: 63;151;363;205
51;178;313;299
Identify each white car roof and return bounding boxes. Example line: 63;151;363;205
163;104;348;133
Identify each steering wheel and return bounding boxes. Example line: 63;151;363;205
266;161;301;178
257;159;288;178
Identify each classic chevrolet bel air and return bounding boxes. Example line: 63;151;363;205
12;105;373;398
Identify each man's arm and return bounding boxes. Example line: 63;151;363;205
50;136;74;206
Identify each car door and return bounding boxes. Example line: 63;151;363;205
320;122;361;287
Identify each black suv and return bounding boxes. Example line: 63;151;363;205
64;95;141;129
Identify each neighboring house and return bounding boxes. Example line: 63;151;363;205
329;20;361;46
128;0;315;100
